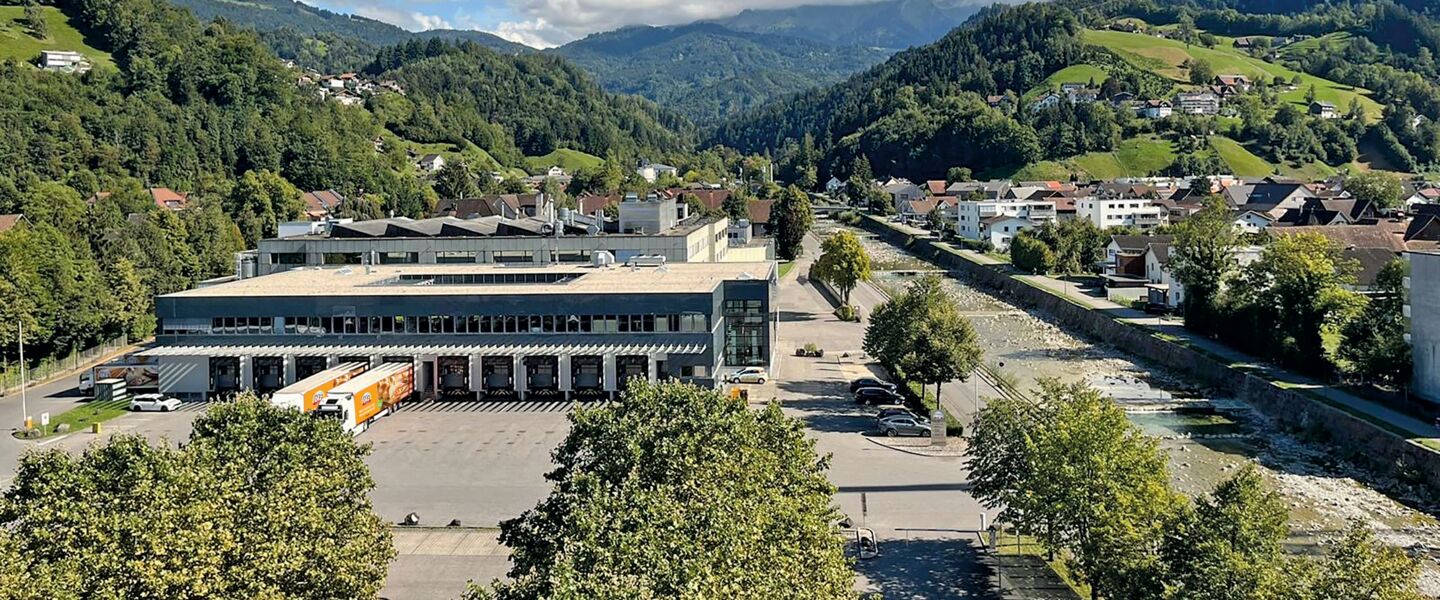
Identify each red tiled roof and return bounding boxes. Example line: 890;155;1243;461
672;189;733;212
926;180;949;195
150;188;189;211
301;190;344;217
748;199;775;224
577;194;620;216
0;213;25;234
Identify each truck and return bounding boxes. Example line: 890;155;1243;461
269;362;369;413
314;362;414;434
79;354;160;395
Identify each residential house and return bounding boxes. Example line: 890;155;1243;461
417;154;446;173
1174;92;1221;115
947;179;1012;200
748;199;775;236
1271;225;1406;289
825;176;846;196
150;188;189;211
1106;235;1174;277
898;197;940;224
1031;92;1064;112
1075;197;1168;230
955;199;1057;249
1233;211;1275;234
332;94;363;107
1273;197;1375;227
1232;37;1257;49
1404;187;1440;209
545;166;567;178
40;51;89;73
301;190;345;221
437;194;554;222
882;180;926;211
1309;101;1339;119
1214;75;1252;93
1143;240;1263;309
986;95;1015;112
925;180;950;196
0;213;29;235
636;161;679;184
1222;182;1317;220
1404;204;1440;252
1109;91;1137;105
1139;100;1173;119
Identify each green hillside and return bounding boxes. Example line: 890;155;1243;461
1028;64;1110;98
1207;136;1274;177
1069;136;1176;179
0;6;112;68
524;149;604;175
1082;28;1382;120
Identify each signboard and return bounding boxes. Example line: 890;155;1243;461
930;409;946;446
40;413;50;427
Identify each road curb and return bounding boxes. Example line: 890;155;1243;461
863;436;965;458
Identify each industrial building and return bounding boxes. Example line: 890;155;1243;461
250;212;741;277
142;261;777;400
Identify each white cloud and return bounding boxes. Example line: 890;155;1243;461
492;18;567;48
316;1;453;31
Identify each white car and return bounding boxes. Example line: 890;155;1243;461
727;367;769;384
129;394;181;412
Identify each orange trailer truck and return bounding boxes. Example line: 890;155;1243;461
315;362;414;434
269;362;369;413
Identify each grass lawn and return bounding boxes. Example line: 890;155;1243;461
394;136;526;178
777;260;796;279
523;149;603;176
1083;28;1383;121
1208;136;1275;177
1029;64;1110;98
0;6;112;68
13;399;129;439
1070;135;1177;178
1007;161;1072;181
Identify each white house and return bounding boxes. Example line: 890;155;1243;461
1074;197;1168;230
546;166;567;178
1145;242;1262;309
1232;210;1275;234
637;162;678;183
883;180;926;209
979;215;1038;250
40;51;88;72
1030;92;1064;112
417;154;446;173
1174;92;1220;115
955;199;1057;247
1140;100;1173;119
1405;187;1440;209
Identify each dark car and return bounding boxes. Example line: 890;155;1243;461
875;407;922;424
849;378;897;393
854;387;904;405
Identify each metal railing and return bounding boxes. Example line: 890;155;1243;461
0;336;128;396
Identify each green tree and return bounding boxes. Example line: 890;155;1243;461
0;394;393;599
863;274;982;399
1186;58;1215;85
23;2;46;39
1010;233;1055;274
1339;260;1412;385
1231;233;1360;372
1170;197;1240;335
723;189;750;222
772;185;813;261
468;381;852;599
1304;521;1425;600
812;230;871;306
1305;84;1318;105
946;166;972;185
926;206;946;233
1160;465;1290;599
434;160;478;201
1345;171;1404;210
225;169;303;245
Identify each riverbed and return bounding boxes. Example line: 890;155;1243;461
816;220;1440;593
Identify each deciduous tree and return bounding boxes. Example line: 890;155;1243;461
813;230;871;306
1345;171;1404;210
1339;259;1412;385
1170;197;1240;335
468;381;851;599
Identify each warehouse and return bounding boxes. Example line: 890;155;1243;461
143;261;776;400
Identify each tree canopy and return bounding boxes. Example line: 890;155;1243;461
812;229;872;306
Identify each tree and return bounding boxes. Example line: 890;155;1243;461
0;394;394;599
1160;465;1290;600
812;230;871;306
434;160;478;201
722;189;749;222
862;274;982;399
225;169;303;245
1186;58;1215;86
1230;233;1360;372
926;206;946;233
1305;521;1426;600
1305;84;1318;105
946;166;972;185
1339;260;1412;385
1010;233;1055;274
468;381;852;599
23;2;46;39
771;185;812;261
1345;171;1403;210
1170;197;1240;335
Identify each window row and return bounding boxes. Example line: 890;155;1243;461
202;313;712;336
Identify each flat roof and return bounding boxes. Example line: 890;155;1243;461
160;262;775;299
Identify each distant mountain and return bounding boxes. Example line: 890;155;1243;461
552;23;890;125
166;0;530;72
709;0;991;50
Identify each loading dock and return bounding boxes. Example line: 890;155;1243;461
252;356;284;393
296;356;328;380
524;356;561;398
438;356;472;399
571;355;604;398
210;356;241;396
482;356;515;397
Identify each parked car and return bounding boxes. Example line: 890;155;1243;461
849;377;897;393
879;415;932;437
727;367;769;384
875;407;925;425
128;393;181;412
854;387;904;405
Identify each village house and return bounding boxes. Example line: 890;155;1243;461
636;161;678;183
40;50;89;73
954;198;1057;249
1139;100;1173;119
1309;101;1339;119
301;190;345;221
417;154;446;174
1174;92;1221;115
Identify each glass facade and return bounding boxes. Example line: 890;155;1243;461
191;313;711;336
723;299;768;366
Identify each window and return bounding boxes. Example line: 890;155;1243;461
271;252;305;265
492;250;534;264
323;252;362;265
723;300;768;366
436;251;476;264
556;250;591;263
379;252;417;264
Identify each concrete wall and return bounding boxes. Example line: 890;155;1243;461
1411;252;1440;404
159;356;209;396
859;216;1440;489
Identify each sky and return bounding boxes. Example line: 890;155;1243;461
300;0;896;48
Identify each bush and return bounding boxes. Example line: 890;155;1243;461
1010;234;1056;274
835;304;860;322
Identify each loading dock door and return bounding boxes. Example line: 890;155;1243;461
296;356;328;380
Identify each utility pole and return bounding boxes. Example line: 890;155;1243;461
18;321;27;429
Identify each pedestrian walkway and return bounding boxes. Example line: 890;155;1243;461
396;400;580;414
392;528;507;557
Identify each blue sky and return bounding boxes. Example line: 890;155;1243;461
296;0;893;48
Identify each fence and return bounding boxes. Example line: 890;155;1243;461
0;336;128;396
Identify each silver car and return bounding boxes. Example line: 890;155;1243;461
879;415;931;437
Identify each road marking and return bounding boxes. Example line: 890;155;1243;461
37;434;73;447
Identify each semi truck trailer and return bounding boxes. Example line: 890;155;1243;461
315;362;414;434
269;362;369;413
79;355;160;395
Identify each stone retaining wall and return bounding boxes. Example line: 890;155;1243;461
858;216;1440;489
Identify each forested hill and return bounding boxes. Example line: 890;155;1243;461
166;0;530;72
552;24;890;125
709;2;1083;179
365;40;692;162
708;0;987;50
